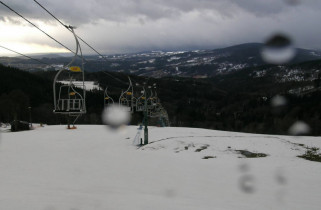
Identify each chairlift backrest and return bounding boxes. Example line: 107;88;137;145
104;87;114;106
118;77;134;113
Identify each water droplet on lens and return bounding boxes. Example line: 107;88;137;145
261;34;296;65
164;189;177;198
239;163;250;173
239;175;256;193
102;104;131;130
44;206;56;210
288;121;311;136
271;95;287;107
276;168;287;185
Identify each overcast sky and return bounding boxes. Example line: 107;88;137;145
1;0;321;55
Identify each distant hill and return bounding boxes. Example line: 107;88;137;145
1;43;321;77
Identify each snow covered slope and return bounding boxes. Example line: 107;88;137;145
0;125;321;210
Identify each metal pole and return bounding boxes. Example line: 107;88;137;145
67;115;70;129
144;88;148;145
28;107;32;127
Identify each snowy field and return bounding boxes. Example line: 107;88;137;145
0;125;321;210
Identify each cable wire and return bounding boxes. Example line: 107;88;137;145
33;0;68;29
101;71;130;86
33;0;130;85
0;1;76;56
1;0;130;86
0;44;51;66
33;0;105;58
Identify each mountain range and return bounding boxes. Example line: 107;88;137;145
1;43;321;78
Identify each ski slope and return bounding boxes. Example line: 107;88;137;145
0;125;321;210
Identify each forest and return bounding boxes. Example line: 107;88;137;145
1;62;321;136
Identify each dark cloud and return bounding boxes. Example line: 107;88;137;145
1;0;304;24
1;0;321;53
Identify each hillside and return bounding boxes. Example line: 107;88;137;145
1;125;321;210
0;65;104;125
0;64;54;123
2;61;321;135
1;43;321;77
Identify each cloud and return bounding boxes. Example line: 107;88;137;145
1;0;321;54
3;17;24;25
0;0;301;25
1;1;320;25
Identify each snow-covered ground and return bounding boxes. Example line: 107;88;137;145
0;125;321;210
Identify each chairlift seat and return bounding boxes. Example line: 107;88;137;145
53;110;85;114
55;99;85;113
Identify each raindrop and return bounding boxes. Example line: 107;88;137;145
164;189;177;198
275;168;288;204
275;168;287;185
43;206;56;210
271;95;287;107
102;104;131;130
239;163;250;173
271;95;288;116
288;121;311;136
239;175;256;193
261;34;296;65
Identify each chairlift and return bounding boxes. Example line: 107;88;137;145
147;87;162;117
148;102;162;118
53;27;86;128
119;77;135;113
134;82;170;126
104;87;114;106
136;87;145;112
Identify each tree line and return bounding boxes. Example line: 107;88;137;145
1;63;321;136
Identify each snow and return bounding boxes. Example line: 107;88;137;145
0;125;321;210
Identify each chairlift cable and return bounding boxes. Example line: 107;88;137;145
101;71;129;86
0;44;52;66
33;0;130;85
33;0;104;58
0;1;77;57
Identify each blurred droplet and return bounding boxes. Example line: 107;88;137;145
271;95;288;116
284;0;301;6
276;168;287;185
239;163;250;173
288;121;311;136
164;189;177;198
275;168;288;204
261;34;296;64
102;104;131;130
271;95;287;107
239;175;256;193
44;206;56;210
